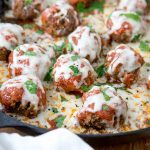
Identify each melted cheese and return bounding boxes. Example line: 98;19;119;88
68;26;101;62
0;75;44;108
53;54;96;88
9;44;55;80
107;44;143;79
0;23;24;50
118;0;147;14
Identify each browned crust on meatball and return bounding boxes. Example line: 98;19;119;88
68;0;91;6
0;87;46;118
107;19;133;43
41;6;79;37
77;104;116;129
0;48;11;61
54;72;94;93
105;49;144;87
12;0;41;20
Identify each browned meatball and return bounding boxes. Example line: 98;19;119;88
105;44;144;87
76;85;127;129
8;44;55;80
12;0;43;20
68;0;91;6
53;54;96;93
107;10;145;43
0;75;46;118
41;1;79;37
0;23;24;61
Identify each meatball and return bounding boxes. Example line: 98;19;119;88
118;0;147;14
147;75;150;89
107;10;145;43
0;23;24;61
68;0;91;6
41;1;79;37
8;44;55;80
0;75;46;117
68;26;101;63
76;85;127;129
12;0;43;20
53;54;96;93
105;44;144;87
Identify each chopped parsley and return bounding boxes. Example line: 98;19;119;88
145;63;150;67
102;105;109;111
55;116;66;128
0;84;2;88
80;85;92;92
95;64;106;78
23;24;34;29
77;1;105;13
24;51;36;56
116;87;132;94
52;107;59;113
36;29;44;35
101;89;110;101
53;43;65;55
25;80;37;94
61;96;67;102
139;41;150;52
75;95;81;99
66;42;73;52
69;65;79;76
71;55;80;61
44;67;53;82
24;0;33;5
120;13;140;21
131;34;142;42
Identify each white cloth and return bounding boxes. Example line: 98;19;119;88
0;128;93;150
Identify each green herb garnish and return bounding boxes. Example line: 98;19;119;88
145;63;150;67
23;24;34;29
44;67;53;82
95;64;106;78
71;55;80;61
53;43;65;55
24;0;33;5
25;80;37;94
120;13;140;21
80;85;92;92
77;1;105;13
66;42;73;52
24;51;36;56
55;116;66;128
102;105;109;111
61;96;67;102
52;107;59;113
139;41;150;52
69;65;79;76
101;90;110;101
116;87;132;94
131;34;142;42
75;95;81;99
36;29;44;35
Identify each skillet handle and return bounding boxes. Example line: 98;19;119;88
0;112;48;135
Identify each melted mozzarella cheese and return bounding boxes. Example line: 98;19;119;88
53;54;96;88
0;75;44;107
68;26;101;62
9;44;55;80
107;44;143;78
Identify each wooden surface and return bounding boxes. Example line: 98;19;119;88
0;128;150;150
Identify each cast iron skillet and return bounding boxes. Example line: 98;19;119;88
0;1;150;147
